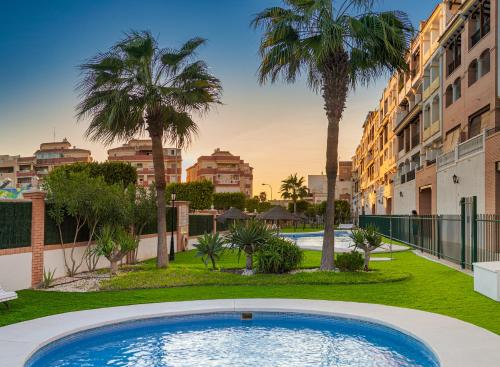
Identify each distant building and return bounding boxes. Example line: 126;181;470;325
308;161;353;204
186;148;253;197
107;139;181;187
0;138;92;189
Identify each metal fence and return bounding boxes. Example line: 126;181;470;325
189;215;214;236
359;197;500;269
0;201;32;249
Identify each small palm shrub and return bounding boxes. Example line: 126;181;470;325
336;251;364;272
41;268;56;288
255;237;303;274
226;219;274;272
94;225;138;275
194;233;225;270
350;226;383;271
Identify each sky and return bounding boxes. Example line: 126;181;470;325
0;0;440;198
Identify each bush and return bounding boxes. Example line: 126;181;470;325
213;192;246;210
48;162;137;187
166;180;214;210
336;251;364;272
255;237;303;274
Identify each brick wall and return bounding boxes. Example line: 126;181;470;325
485;132;500;214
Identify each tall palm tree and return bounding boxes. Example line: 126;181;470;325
252;0;412;270
77;31;222;268
280;174;308;214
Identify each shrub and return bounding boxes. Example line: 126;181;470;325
336;251;364;272
48;162;137;187
226;219;274;272
213;192;246;210
166;180;214;210
194;232;225;270
255;237;303;274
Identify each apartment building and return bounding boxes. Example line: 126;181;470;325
308;161;353;204
107;139;182;187
354;0;500;217
0;139;92;189
186;148;253;197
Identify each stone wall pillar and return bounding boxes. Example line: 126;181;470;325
174;201;190;252
24;190;46;288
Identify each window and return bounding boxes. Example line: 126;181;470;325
453;78;461;101
469;106;489;138
479;49;490;77
469;0;490;49
468;59;478;86
431;96;439;124
445;85;453;107
446;34;461;76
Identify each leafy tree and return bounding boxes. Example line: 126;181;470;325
335;200;351;225
44;170;125;275
94;225;138;275
288;200;310;214
280;174;308;214
350;226;383;271
77;31;222;269
193;232;225;270
259;191;267;202
52;162;137;187
253;1;412;270
213;192;246;211
245;197;260;213
166;180;214;210
225;220;274;273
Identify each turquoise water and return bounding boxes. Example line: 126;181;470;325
26;312;439;367
281;230;354;250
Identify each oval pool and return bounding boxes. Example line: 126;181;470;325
281;230;356;251
26;312;439;367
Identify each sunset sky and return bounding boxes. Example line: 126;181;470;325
0;0;439;198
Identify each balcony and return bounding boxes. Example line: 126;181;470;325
447;59;461;77
437;131;486;170
423;78;439;101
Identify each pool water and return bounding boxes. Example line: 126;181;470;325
281;230;355;250
26;312;439;367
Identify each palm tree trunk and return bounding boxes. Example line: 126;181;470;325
320;53;349;271
148;125;169;269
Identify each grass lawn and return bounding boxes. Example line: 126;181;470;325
1;249;500;335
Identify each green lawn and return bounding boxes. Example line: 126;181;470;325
100;250;409;290
1;249;500;335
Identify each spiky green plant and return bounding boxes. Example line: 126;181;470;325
194;233;226;270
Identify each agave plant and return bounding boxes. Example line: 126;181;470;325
225;220;274;273
194;233;226;270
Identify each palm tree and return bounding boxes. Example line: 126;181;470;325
77;31;222;268
280;174;308;214
252;0;412;270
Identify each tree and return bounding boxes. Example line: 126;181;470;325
288;200;310;214
280;174;308;214
259;191;267;202
225;220;274;274
52;162;137;187
94;225;138;275
350;226;382;271
77;31;222;268
253;1;411;270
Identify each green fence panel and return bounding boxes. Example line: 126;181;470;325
44;204;90;245
189;215;213;236
0;201;32;249
142;206;177;235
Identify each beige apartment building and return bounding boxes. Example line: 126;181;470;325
0;139;92;189
308;161;353;204
186;148;253;197
354;0;500;218
107;139;182;187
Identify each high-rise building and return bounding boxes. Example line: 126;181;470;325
107;139;182;187
186;148;253;197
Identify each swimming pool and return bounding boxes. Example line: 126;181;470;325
26;312;439;367
281;230;356;251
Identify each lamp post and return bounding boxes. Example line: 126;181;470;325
261;183;273;200
169;191;176;261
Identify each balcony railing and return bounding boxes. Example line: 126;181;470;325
458;133;484;159
437;131;486;170
447;59;461;76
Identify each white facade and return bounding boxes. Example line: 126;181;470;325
393;181;417;215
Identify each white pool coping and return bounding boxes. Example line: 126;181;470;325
1;299;499;366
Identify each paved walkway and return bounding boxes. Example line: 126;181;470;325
1;299;499;366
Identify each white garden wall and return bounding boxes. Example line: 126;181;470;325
0;252;32;291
